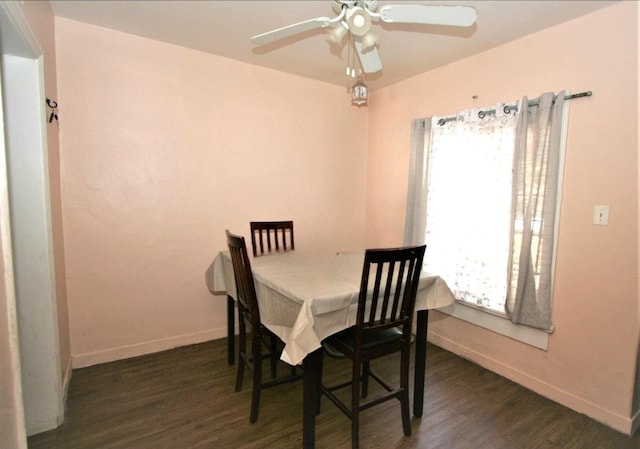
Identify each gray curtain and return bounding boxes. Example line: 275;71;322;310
505;91;567;331
403;118;430;246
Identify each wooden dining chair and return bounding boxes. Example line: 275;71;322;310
249;220;295;375
225;220;294;366
319;245;426;449
250;220;294;257
225;230;303;423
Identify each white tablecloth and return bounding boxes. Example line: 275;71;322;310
205;250;454;366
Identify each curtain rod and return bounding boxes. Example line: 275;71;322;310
436;91;592;126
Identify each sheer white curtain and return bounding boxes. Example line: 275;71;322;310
404;92;567;330
422;106;516;312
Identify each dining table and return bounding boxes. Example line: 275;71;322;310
205;249;455;449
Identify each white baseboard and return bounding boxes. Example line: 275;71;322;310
632;406;640;436
62;356;72;403
428;331;635;436
71;328;226;368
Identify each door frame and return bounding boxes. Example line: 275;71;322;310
0;0;62;441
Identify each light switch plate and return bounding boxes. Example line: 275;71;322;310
593;205;609;225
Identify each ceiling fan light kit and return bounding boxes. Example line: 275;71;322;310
346;6;371;36
328;21;349;43
359;31;378;51
251;1;477;105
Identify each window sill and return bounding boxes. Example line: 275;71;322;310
437;301;549;350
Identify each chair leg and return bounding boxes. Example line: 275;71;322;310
400;390;411;437
227;295;235;365
351;360;361;449
269;334;278;379
400;347;412;437
362;360;370;398
316;351;324;415
250;332;262;424
235;317;246;392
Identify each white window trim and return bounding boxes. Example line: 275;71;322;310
438;300;549;350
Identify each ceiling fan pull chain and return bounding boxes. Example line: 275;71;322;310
346;32;352;78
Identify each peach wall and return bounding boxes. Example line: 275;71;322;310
19;0;70;393
366;2;638;434
55;18;368;367
636;0;640;425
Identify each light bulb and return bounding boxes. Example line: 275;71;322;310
361;32;378;51
329;22;348;44
346;6;371;36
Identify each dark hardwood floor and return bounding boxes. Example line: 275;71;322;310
28;338;639;449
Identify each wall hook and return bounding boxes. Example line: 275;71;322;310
46;98;58;123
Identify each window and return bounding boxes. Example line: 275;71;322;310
405;92;569;338
424;109;515;315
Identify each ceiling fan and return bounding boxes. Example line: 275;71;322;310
250;1;478;75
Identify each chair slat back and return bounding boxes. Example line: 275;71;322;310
226;230;260;324
357;245;426;336
250;221;294;257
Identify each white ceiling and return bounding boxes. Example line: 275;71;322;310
49;0;615;91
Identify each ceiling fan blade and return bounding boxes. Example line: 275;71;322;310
379;5;477;27
251;17;333;46
354;41;382;74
